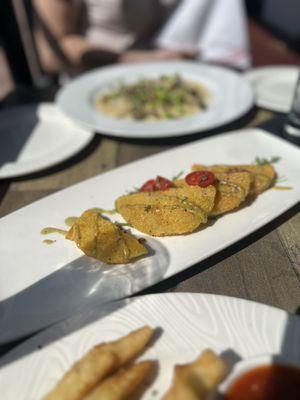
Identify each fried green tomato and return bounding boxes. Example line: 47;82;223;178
175;171;251;216
163;185;216;213
212;171;251;215
232;164;276;195
115;186;216;236
192;163;276;195
66;210;147;264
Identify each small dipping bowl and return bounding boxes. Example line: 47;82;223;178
218;354;300;400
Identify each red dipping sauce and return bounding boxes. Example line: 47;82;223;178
224;364;300;400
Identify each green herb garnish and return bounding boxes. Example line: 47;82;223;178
171;171;184;181
99;74;208;120
254;156;281;165
275;175;287;184
125;186;140;195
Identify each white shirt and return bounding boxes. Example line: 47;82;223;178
83;0;250;69
156;0;251;69
84;0;177;52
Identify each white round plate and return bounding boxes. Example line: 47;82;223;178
0;103;94;179
56;61;254;138
245;65;299;113
1;293;300;399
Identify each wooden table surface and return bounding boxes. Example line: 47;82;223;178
0;108;299;325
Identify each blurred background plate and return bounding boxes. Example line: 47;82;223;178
245;65;299;113
0;103;94;179
56;62;254;139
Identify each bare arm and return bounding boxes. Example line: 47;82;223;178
120;48;196;63
33;0;118;73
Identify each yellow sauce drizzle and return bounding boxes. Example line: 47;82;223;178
43;239;56;245
64;217;78;227
273;186;293;191
123;200;206;219
40;227;68;236
217;180;245;201
118;230;130;260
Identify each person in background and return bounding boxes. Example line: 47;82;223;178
33;0;250;76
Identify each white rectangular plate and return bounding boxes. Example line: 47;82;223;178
0;128;299;343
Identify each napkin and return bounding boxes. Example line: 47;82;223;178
156;0;251;70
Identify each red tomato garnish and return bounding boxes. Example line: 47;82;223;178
185;170;215;187
140;176;173;192
140;179;157;192
155;176;173;190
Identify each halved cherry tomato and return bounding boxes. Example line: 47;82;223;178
140;179;157;192
155;176;173;190
185;170;215;187
140;176;173;192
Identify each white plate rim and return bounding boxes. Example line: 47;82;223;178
0;104;94;179
245;65;299;113
56;61;254;138
1;292;300;399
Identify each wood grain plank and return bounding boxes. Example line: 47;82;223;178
8;137;119;192
277;213;300;280
0;190;54;217
172;221;300;313
116;142;170;167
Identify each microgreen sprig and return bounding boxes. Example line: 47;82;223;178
254;156;281;165
171;171;184;181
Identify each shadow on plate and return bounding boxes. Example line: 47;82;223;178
0;104;101;181
216;311;300;397
4;134;101;182
0;105;39;168
279;311;300;363
0;237;169;356
0;298;130;368
214;312;300;398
